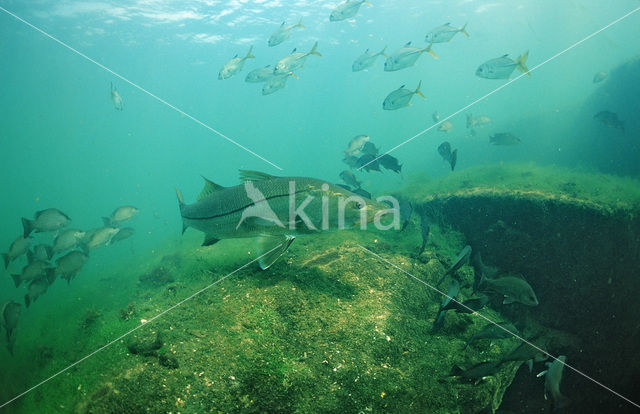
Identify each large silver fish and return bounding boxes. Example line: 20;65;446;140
384;42;437;72
176;171;391;269
262;72;296;95
103;205;139;226
245;65;275;83
425;23;469;43
538;355;571;409
52;229;86;254
219;46;255;80
382;81;425;110
476;51;530;79
352;47;387;72
268;18;305;47
330;0;371;22
55;250;89;284
274;42;321;74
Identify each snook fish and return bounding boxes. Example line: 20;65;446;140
177;170;392;269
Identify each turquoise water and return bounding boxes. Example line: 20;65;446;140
1;0;639;412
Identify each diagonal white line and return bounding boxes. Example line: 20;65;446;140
0;243;283;409
358;6;640;171
0;6;283;171
357;244;640;410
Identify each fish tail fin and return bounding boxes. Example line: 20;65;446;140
11;274;22;288
175;188;188;234
516;50;530;76
415;81;425;99
378;46;388;57
22;217;34;238
296;17;305;29
46;268;56;285
460;22;469;37
246;45;255;59
309;41;322;57
425;42;438;59
25;294;31;309
2;253;9;269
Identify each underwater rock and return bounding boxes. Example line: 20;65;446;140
158;354;179;369
139;265;175;286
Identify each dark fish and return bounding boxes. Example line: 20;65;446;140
357;154;381;172
361;141;379;156
437;245;472;285
28;244;53;262
481;274;539;306
490;133;522;146
594;111;624;132
433;279;460;332
449;149;457;171
465;322;519;348
1;301;21;355
450;361;501;381
476;51;530;79
111;227;135;243
342;155;360;169
471;251;498;291
417;212;430;255
440;294;489;314
352;188;372;199
340;170;362;189
500;340;547;371
3;236;31;269
11;260;54;288
399;199;412;231
378;154;402;173
55;251;89;284
25;276;50;308
22;208;71;238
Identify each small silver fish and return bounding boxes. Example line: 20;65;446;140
592;71;607;83
110;83;123;110
330;0;371;22
262;72;296;95
268;18;305;47
245;65;274;83
476;51;530;79
352;47;387;72
481;274;538;306
384;42;437;72
438;121;453;132
83;227;121;250
219;46;255;80
52;229;86;254
344;135;370;157
382;81;425;110
538;355;571;409
425;22;469;43
55;251;89;284
466;113;492;128
339;170;361;189
274;42;321;74
432;111;440;123
103;206;139;227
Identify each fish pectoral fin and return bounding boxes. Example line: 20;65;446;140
239;170;278;182
257;235;295;270
202;234;220;247
536;369;548;378
502;296;515;305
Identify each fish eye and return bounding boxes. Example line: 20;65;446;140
357;201;366;209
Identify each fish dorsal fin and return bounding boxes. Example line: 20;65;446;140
445;22;451;26
404;41;412;47
198;176;226;201
281;21;285;26
399;84;406;89
502;54;509;58
239;170;278;182
365;48;369;53
291;48;297;53
234;54;238;58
